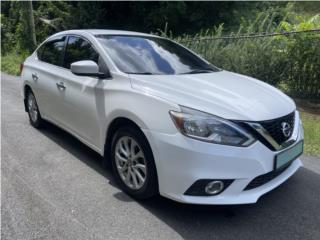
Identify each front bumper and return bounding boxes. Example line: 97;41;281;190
142;121;303;205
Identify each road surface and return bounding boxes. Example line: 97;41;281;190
1;73;320;240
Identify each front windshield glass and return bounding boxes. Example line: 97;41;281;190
95;35;220;75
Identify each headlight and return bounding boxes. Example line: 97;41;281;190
169;106;255;146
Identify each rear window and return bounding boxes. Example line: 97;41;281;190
38;39;65;66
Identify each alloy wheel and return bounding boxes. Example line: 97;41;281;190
114;136;147;190
28;93;38;123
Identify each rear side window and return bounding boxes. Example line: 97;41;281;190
39;40;65;66
63;36;99;69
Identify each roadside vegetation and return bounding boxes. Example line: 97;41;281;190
1;53;27;75
300;111;320;156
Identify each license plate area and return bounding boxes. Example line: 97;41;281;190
275;141;303;170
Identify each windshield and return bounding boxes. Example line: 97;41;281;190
95;35;220;75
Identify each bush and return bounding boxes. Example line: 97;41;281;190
279;15;320;99
1;53;27;75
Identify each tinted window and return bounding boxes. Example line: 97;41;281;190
36;44;45;59
39;40;65;66
96;35;219;75
64;36;99;69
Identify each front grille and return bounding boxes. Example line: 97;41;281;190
244;164;291;190
259;112;295;145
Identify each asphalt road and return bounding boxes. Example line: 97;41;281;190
1;73;320;240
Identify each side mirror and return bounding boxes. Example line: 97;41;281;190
71;60;110;79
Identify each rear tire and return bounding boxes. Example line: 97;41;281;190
26;90;43;128
111;126;158;200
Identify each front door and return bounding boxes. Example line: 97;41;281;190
57;35;107;150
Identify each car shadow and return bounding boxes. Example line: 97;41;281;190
39;121;320;240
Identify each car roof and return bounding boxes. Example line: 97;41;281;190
51;29;156;38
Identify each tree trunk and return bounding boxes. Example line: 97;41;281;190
26;0;37;48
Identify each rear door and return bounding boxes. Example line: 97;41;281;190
30;36;67;123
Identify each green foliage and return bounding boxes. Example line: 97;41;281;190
1;53;27;75
1;1;20;54
1;13;14;54
0;1;267;53
33;1;74;42
279;15;320;99
175;13;320;100
301;111;320;156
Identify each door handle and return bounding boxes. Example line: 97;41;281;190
32;73;39;81
56;82;66;91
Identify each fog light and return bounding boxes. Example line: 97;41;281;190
184;179;233;196
205;181;224;195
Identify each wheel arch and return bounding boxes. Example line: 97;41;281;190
103;116;153;166
104;116;150;158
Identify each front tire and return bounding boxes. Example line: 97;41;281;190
111;126;158;200
26;91;43;128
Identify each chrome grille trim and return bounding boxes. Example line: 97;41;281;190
247;122;281;150
246;111;299;151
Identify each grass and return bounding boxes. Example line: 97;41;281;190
1;53;26;75
300;111;320;156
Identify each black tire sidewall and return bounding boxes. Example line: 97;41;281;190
27;91;42;128
111;127;158;199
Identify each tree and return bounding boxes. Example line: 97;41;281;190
26;0;37;48
16;0;37;52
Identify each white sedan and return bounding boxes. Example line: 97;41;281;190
21;30;304;204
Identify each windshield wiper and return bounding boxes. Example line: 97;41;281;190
181;69;215;74
125;72;154;75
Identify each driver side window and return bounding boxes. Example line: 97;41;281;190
63;36;99;69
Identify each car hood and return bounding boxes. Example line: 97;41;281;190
129;70;296;121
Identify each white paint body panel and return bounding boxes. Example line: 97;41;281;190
21;29;302;205
130;71;296;121
143;120;303;204
71;60;99;75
